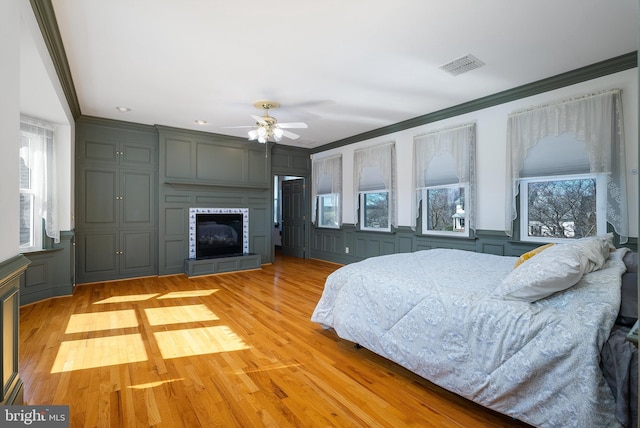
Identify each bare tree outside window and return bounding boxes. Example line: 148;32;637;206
526;178;597;239
363;192;389;229
427;187;465;232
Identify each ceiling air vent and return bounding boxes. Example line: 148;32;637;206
439;54;486;76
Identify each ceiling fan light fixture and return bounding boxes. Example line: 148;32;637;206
236;100;307;145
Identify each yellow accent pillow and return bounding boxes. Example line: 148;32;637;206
514;243;555;268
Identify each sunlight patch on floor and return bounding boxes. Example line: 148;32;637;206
51;333;147;373
65;309;138;333
93;293;160;304
234;362;302;374
157;290;218;299
127;379;185;390
144;304;219;326
154;326;250;359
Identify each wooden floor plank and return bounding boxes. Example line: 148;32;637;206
19;253;531;427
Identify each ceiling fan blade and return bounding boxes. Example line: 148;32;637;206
277;122;308;129
282;130;300;140
223;125;255;129
251;115;267;125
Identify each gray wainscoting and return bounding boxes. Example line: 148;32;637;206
310;225;638;265
0;254;30;404
21;231;74;305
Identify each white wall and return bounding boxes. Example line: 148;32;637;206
313;68;639;239
19;0;75;233
0;1;74;263
0;1;21;263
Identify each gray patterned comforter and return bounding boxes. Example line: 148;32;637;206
311;248;630;427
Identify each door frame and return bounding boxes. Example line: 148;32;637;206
273;174;309;260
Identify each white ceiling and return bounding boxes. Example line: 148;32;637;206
44;0;638;149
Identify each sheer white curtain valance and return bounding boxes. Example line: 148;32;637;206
20;116;59;243
412;123;476;231
311;154;342;225
505;89;627;243
353;142;397;228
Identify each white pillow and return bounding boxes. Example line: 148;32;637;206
494;244;588;302
569;233;614;273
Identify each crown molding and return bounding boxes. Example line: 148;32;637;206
313;51;638;153
76;115;158;134
29;0;81;119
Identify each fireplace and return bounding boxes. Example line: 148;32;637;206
188;208;249;260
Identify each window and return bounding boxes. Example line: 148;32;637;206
353;143;396;232
520;173;606;243
506;89;628;243
311;155;342;228
413;123;475;236
317;193;340;228
422;184;467;235
19;117;58;252
19;134;38;249
359;190;390;231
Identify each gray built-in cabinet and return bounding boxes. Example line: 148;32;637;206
75;118;158;283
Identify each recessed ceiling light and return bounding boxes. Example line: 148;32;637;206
195;120;208;125
115;106;131;112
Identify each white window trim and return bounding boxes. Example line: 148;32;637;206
519;172;607;244
420;183;469;237
359;190;391;232
19;190;42;251
317;193;340;229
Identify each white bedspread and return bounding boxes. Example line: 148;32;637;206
311;248;629;427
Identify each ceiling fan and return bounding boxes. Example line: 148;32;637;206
233;101;308;144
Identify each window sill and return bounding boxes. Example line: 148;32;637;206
20;247;62;256
356;229;395;235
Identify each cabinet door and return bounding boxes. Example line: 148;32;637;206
78;139;119;165
78;139;154;168
120;231;156;276
76;231;119;281
77;167;118;229
121;169;154;227
120;141;155;168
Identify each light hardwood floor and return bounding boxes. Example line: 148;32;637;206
19;253;531;427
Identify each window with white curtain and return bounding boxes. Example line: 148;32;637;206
354;143;396;232
506;89;628;243
413;123;476;236
19;117;59;251
311;155;342;228
518;133;606;242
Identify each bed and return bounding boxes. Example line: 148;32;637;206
311;236;637;427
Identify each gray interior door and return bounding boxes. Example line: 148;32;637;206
281;178;305;258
